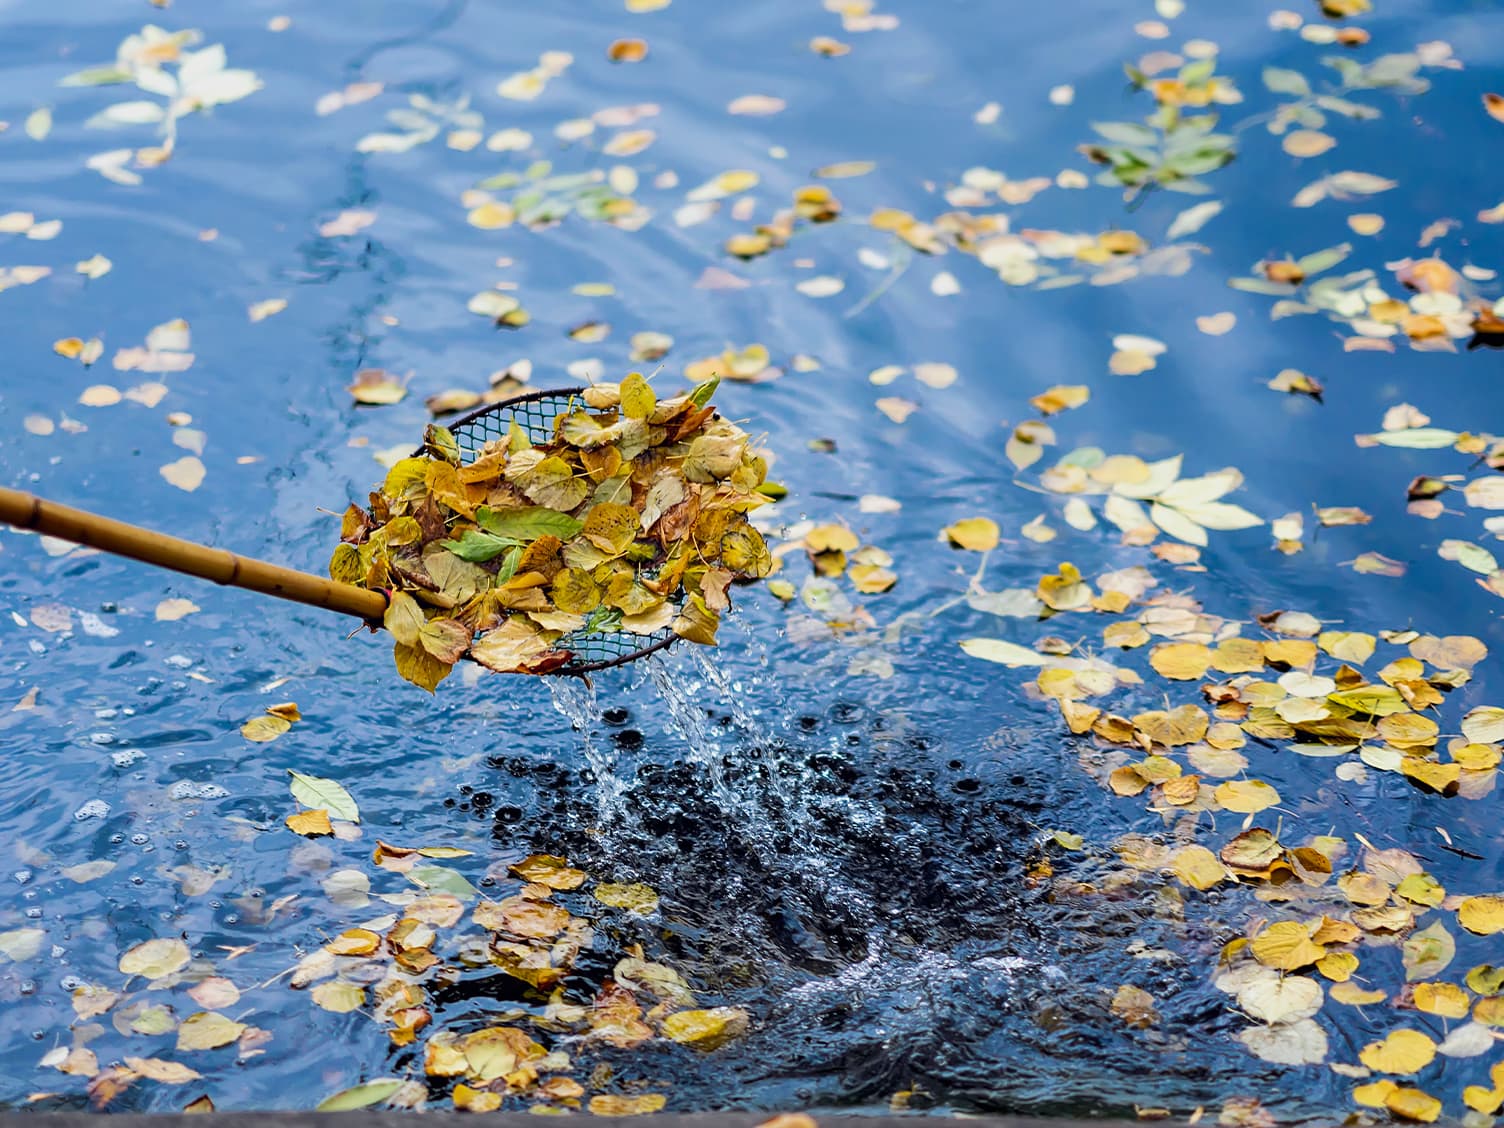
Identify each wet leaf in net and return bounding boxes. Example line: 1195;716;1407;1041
383;591;425;647
394;641;452;692
469;618;555;674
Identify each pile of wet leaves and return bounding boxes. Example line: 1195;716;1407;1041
331;375;776;688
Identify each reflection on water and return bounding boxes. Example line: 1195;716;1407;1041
2;0;1503;1117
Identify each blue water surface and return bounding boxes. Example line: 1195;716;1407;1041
2;0;1503;1118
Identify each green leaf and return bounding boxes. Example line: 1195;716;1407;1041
958;638;1049;667
1314;95;1381;120
1229;276;1299;296
1372;428;1459;450
316;1079;405;1112
423;424;461;464
476;505;584;541
688;374;720;408
441;528;518;562
1440;540;1498;576
1090;121;1160;146
1296;244;1352;276
407;865;478;898
1327;170;1397;196
1263;67;1311;97
287;770;360;823
60;66;133;87
495;545;523;584
1179;59;1216;85
1176;502;1263;531
1167;200;1223;240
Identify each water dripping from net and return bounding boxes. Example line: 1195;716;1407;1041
547;676;623;823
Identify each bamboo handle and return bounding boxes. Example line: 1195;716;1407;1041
0;487;388;622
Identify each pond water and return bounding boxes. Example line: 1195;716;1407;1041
2;0;1503;1119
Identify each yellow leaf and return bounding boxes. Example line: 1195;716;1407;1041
1353;1080;1397;1108
1359;1029;1436;1074
122;1057;202;1084
594;882;659;914
1412;981;1469;1019
1250;920;1325;971
119;938;191;979
154;598;200;621
943;517;999;551
394;641;451;692
1214;779;1281;814
848;564;897;593
240;714;291;743
661;1006;749;1048
619;372;656;419
452;1085;501;1112
1316;951;1358;981
1150;642;1213;680
1458;895;1504;935
326;928;381;957
1029;384;1089;415
311;980;366;1013
589;1095;667;1116
1384;1087;1441;1123
1170;845;1227;891
160;456;206;492
286;809;333;837
1330;981;1387;1006
1109;984;1158;1028
247;298;287;322
347;369;407;405
176;1012;246;1052
509;855;587;890
467;202;515;229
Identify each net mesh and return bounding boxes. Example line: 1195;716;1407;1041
446;388;677;675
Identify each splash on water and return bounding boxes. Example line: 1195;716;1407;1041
547;675;622;821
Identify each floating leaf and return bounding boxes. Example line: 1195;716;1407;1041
119;938;191;980
316;1079;404;1112
287;770;359;823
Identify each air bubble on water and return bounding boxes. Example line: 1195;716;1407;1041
164;654;193;669
28;640;45;656
13;870;30;885
168;781;229;800
73;799;110;821
60;975;86;992
90;732;115;745
94;707;118;720
111;749;144;768
130;833;148;845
